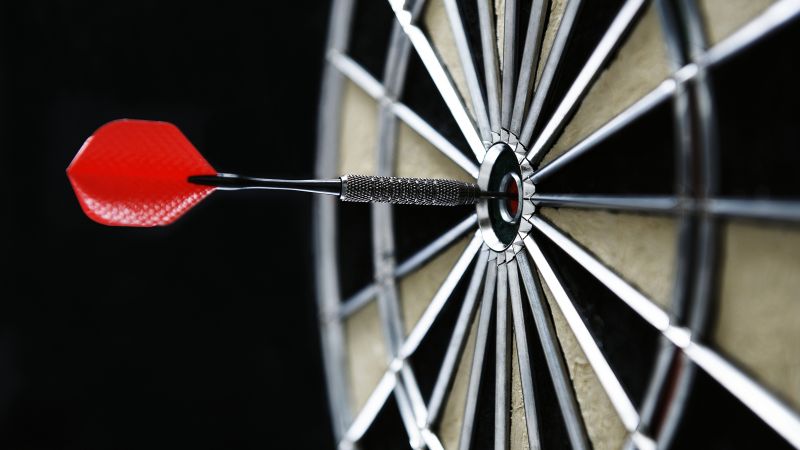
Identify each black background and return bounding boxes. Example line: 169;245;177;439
0;1;335;448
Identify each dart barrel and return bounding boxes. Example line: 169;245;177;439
340;174;481;206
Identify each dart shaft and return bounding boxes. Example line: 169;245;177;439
68;120;510;226
189;174;508;206
189;174;341;195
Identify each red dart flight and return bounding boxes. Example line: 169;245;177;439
66;120;217;227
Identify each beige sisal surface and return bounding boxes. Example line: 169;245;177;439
338;81;378;175
540;208;677;310
510;335;530;450
344;299;389;415
542;4;671;166
535;0;569;90
396;121;475;182
424;0;477;119
538;271;627;450
714;221;800;410
439;312;480;450
698;0;775;45
399;236;473;335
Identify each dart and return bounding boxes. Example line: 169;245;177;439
66;120;510;227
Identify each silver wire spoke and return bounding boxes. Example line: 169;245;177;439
530;79;675;183
506;257;542;450
375;98;406;351
516;252;590;450
426;247;490;425
525;0;800;162
651;352;693;450
500;0;518;135
524;0;800;160
387;0;486;159
329;50;481;177
336;236;488;444
328;49;387;99
699;0;800;69
677;0;706;61
457;255;497;450
400;232;484;359
680;342;800;448
706;198;800;222
392;103;480;178
340;214;478;319
529;217;800;447
522;234;640;431
340;363;433;447
400;363;430;428
382;0;423;95
399;215;480;279
396;214;479;277
520;0;582;146
654;0;685;73
442;0;493;144
338;284;381;319
531;194;681;214
510;0;548;137
525;0;647;162
329;1;800;447
381;280;408;370
421;428;446;450
324;0;357;56
477;0;502;136
529;216;672;331
395;380;425;449
629;431;657;450
495;254;510;450
637;339;680;432
531;195;800;222
342;371;398;443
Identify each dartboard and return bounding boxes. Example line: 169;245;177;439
314;0;800;449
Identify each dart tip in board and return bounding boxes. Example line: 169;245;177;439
66;119;218;227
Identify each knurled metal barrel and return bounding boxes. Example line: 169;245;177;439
340;174;480;206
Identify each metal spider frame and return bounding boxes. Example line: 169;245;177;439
314;0;800;448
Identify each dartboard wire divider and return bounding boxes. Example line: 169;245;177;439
314;0;800;449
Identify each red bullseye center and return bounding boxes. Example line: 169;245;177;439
505;180;519;218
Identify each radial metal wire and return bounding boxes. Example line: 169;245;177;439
316;0;800;448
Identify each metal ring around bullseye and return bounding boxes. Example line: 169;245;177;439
477;142;521;251
498;172;522;223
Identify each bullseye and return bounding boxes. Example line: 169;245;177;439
507;181;519;217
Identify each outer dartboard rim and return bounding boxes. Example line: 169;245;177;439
314;1;800;449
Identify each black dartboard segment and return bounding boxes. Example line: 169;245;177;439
714;15;800;199
536;99;676;195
